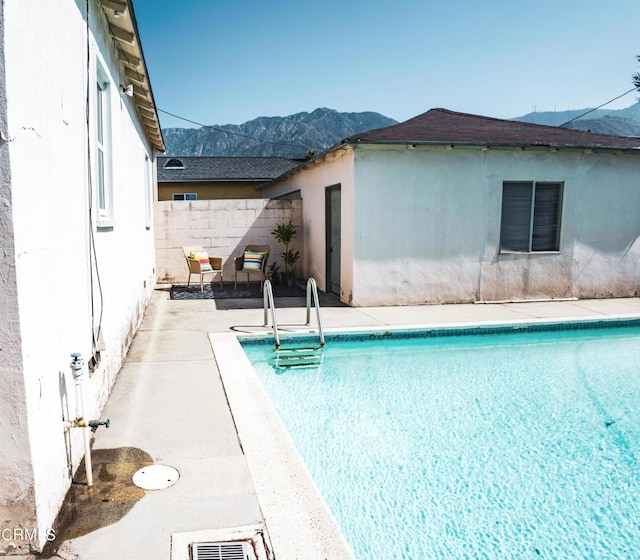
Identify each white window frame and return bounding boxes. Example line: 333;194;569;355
94;57;113;227
499;181;563;253
172;193;197;201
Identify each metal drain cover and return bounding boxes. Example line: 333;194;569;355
132;465;180;490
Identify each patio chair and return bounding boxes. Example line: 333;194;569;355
234;244;270;291
182;246;223;292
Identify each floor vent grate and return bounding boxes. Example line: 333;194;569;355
191;540;254;560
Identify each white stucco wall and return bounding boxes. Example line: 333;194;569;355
263;143;640;307
154;199;302;283
0;1;37;548
351;144;640;306
0;0;156;552
262;149;355;302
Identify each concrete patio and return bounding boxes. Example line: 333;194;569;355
28;289;640;559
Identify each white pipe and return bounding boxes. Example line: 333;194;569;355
82;427;93;487
70;353;93;487
73;375;84;421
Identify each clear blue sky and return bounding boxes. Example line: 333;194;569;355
132;0;640;129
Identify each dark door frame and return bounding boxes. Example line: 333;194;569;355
325;184;341;296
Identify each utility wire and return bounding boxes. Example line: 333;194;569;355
157;108;322;152
86;0;103;366
559;87;637;127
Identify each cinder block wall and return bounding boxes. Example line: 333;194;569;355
154;199;303;284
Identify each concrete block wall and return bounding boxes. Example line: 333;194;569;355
154;198;303;284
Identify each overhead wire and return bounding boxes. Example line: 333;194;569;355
86;0;104;368
156;108;323;152
559;86;637;127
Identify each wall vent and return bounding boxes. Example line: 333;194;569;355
191;541;254;560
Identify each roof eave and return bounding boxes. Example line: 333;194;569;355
158;178;281;183
256;143;349;190
343;139;640;153
99;0;165;153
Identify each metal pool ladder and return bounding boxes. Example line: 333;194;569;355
263;277;325;369
263;279;281;348
305;277;325;347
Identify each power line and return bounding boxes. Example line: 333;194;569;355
559;87;637;127
157;108;321;152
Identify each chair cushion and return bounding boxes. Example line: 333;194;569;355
242;250;265;271
189;251;213;273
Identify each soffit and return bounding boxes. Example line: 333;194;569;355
99;0;165;152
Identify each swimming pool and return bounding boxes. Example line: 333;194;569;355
241;322;640;559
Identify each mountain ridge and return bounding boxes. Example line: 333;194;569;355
162;103;640;157
162;107;398;158
513;102;640;135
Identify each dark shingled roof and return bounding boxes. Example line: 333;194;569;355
343;108;640;150
157;156;300;183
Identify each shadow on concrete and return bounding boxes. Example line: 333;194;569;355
214;291;346;310
41;447;153;557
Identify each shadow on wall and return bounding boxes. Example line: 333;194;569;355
58;371;73;478
155;199;303;287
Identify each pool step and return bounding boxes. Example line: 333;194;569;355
274;346;324;370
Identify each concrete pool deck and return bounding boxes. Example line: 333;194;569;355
34;290;640;559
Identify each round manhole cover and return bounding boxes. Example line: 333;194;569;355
132;465;180;490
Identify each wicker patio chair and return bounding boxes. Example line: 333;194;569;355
182;246;223;292
234;244;270;291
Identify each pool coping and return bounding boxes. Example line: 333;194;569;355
237;312;640;346
210;311;640;560
210;332;356;560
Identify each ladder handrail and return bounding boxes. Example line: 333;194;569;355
263;280;280;349
305;277;325;347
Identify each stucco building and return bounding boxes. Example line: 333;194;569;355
260;108;640;306
0;0;163;552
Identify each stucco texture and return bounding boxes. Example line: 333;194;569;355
0;0;157;551
351;146;640;305
263;144;640;307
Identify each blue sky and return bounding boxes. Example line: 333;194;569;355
132;0;640;129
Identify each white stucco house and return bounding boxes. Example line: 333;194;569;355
260;108;640;306
0;0;164;553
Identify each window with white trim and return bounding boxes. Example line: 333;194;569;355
499;181;563;252
95;60;113;225
172;193;197;201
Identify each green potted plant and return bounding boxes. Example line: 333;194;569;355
271;220;300;286
267;261;280;284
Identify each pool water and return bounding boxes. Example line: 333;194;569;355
242;326;640;559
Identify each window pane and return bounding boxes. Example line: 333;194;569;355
97;148;105;210
185;193;197;200
96;82;104;144
500;182;532;252
532;183;561;251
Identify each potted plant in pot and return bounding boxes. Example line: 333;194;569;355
267;261;280;284
271;220;300;287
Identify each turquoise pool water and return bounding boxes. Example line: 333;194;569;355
241;324;640;559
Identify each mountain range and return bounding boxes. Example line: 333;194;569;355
162;108;397;158
514;102;640;136
162;104;640;158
